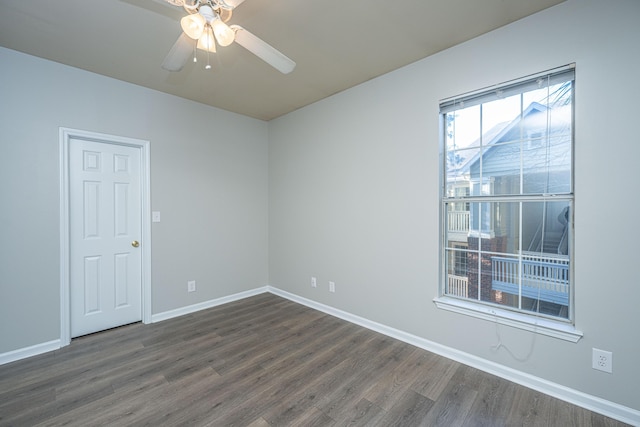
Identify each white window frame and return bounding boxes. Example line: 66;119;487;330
434;65;582;342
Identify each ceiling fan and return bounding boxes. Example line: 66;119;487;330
161;0;296;74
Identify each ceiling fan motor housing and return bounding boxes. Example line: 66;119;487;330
198;5;216;22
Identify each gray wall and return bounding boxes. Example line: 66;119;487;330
269;0;640;411
0;47;269;352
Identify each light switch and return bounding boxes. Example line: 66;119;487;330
152;211;161;222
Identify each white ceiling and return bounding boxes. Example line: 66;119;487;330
0;0;564;121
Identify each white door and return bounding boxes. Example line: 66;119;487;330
69;138;142;337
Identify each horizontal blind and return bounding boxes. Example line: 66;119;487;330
440;64;575;114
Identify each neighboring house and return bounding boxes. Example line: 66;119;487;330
446;102;571;316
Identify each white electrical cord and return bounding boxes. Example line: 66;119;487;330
490;283;543;362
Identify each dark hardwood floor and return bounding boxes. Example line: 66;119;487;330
0;293;629;426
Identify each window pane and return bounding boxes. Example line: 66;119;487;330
468;201;519;255
494;201;520;255
446;147;476;195
520;253;570;318
446;105;480;151
473;141;521;196
488;253;520;309
482;95;521;139
479;253;494;303
445;248;470;298
445;202;470;248
522;201;570;255
522;106;572;195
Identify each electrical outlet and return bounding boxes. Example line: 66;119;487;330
329;281;335;293
592;348;612;373
311;277;317;288
187;280;196;293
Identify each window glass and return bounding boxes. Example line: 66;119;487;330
440;66;574;321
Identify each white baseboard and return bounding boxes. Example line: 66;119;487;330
0;287;268;365
267;286;640;427
0;340;61;366
151;286;269;323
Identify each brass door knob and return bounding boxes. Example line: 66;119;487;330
132;240;140;248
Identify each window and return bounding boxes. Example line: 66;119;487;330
436;65;580;341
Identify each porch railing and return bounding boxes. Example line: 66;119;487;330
491;254;569;306
448;211;470;233
447;274;469;298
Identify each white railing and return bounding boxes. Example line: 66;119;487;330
448;211;470;233
491;254;569;306
447;274;469;298
521;251;569;265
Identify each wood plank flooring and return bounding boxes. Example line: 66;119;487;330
0;293;630;426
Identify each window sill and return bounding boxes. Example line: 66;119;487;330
433;296;583;343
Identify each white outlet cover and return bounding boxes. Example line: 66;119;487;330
592;348;612;373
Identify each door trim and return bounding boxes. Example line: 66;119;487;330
59;127;151;346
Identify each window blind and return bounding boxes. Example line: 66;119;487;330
439;64;575;114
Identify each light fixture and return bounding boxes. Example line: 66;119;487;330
180;13;205;39
211;17;235;46
197;24;216;53
161;0;295;74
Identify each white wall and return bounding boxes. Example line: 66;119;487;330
269;0;640;412
0;47;269;352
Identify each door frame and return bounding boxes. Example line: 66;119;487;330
59;127;152;346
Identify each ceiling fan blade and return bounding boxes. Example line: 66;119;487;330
162;0;185;6
161;32;194;72
230;25;296;74
223;0;246;8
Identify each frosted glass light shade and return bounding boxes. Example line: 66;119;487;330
212;18;235;47
181;13;205;40
197;25;216;52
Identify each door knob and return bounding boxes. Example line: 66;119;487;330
132;240;140;248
